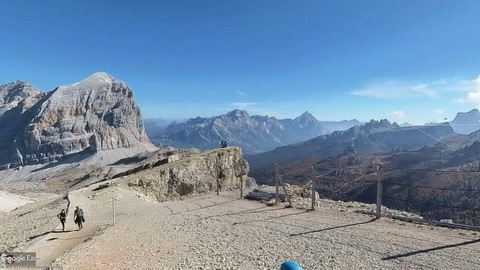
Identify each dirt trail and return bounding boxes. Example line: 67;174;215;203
15;182;480;269
55;188;480;269
26;185;107;267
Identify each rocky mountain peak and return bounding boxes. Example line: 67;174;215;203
226;109;249;120
186;116;209;125
1;80;31;88
57;71;127;94
0;80;45;117
295;111;317;124
75;72;127;91
0;73;156;170
0;80;41;98
86;71;115;81
363;119;394;131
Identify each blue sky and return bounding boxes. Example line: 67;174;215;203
1;1;480;124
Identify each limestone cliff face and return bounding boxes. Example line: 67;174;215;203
127;147;249;201
0;81;45;116
0;72;156;169
0;81;47;168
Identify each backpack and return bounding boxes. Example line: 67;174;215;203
79;209;85;222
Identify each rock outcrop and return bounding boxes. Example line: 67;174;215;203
0;72;156;170
127;147;249;201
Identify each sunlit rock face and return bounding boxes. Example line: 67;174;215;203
0;72;156;170
127;147;249;201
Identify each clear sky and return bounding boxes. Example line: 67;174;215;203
1;1;480;124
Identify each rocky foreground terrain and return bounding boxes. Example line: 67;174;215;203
1;178;479;269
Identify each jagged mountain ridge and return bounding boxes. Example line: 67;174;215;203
150;109;331;154
0;72;156;170
0;81;46;116
450;109;480;134
246;119;456;167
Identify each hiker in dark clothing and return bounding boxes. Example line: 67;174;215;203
57;209;67;231
73;206;84;231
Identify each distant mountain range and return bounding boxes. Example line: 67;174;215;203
144;118;185;139
246;119;456;167
144;107;480;157
147;110;362;155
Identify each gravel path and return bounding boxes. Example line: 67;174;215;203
48;184;480;270
25;188;105;267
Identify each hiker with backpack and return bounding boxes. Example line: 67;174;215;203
73;206;85;231
57;209;67;231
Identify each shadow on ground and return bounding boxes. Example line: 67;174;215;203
382;238;480;260
289;218;376;236
28;230;74;241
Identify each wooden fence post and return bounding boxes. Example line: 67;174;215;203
113;196;116;226
376;167;383;219
275;163;279;204
278;174;293;207
240;176;244;199
311;165;316;211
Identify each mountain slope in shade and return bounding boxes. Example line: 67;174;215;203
246;119;456;167
0;72;156;170
150;110;330;154
450;109;480;134
250;130;480;225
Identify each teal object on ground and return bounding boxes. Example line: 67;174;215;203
280;260;303;270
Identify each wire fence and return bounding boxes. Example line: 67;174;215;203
307;168;480;228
